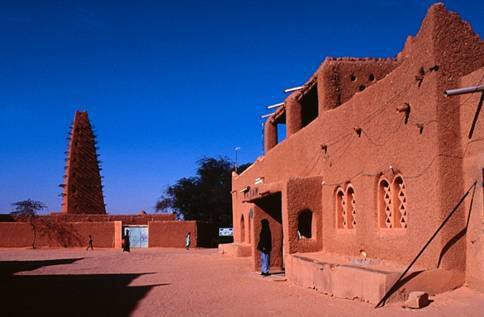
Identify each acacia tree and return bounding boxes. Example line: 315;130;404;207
11;199;47;248
156;157;251;226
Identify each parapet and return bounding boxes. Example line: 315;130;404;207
312;57;399;112
275;57;399;144
260;3;483;156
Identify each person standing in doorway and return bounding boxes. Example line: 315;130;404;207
257;219;272;276
123;230;131;252
185;232;191;250
86;235;94;251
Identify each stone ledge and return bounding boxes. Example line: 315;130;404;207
286;253;463;304
218;243;252;257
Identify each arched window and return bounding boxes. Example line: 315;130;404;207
336;187;346;229
336;184;356;230
297;209;313;239
378;177;392;228
240;215;245;242
393;176;407;228
346;185;356;229
378;174;407;229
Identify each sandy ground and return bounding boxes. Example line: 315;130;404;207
0;248;483;317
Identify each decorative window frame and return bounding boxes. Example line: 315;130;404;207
335;183;357;231
378;173;408;230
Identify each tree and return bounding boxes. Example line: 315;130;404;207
11;199;47;248
155;157;251;226
237;163;252;174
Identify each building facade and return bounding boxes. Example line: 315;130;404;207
229;4;484;303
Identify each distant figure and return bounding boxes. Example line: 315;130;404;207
123;230;131;252
86;235;94;251
185;232;191;250
257;219;272;276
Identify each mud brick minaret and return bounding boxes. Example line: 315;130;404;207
61;111;106;214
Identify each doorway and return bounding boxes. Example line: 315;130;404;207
255;192;284;271
123;226;148;248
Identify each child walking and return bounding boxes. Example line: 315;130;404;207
185;232;191;250
86;235;94;251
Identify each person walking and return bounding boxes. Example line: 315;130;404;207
257;219;271;276
86;235;94;251
185;232;191;250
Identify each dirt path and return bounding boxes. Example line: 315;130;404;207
0;248;482;316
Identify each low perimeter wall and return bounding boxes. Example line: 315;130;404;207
0;221;118;248
0;218;218;249
148;221;197;248
48;213;176;224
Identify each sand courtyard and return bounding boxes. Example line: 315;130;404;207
0;248;483;316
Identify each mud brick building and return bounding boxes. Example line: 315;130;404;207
61;111;106;214
0;111;216;249
226;4;484;304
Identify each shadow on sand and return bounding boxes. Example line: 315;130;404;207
0;258;168;316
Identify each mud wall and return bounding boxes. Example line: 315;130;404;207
460;68;484;291
0;221;117;248
286;177;323;254
232;4;484;276
48;213;176;225
232;185;255;246
317;58;399;112
148;221;197;248
0;217;212;249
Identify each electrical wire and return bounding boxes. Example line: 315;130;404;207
296;80;416;177
320;137;484;186
317;72;484;176
361;115;405;148
261;67;484;185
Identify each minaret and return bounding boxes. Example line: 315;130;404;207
60;111;106;214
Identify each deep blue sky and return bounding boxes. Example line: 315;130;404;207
0;0;482;214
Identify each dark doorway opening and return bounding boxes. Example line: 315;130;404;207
300;83;319;127
240;215;245;243
255;192;284;271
